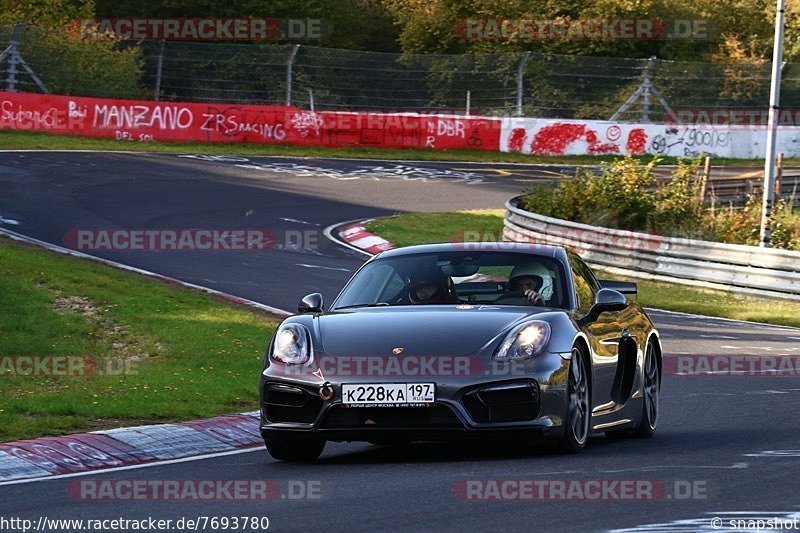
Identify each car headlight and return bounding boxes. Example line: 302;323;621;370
271;323;312;365
494;320;551;360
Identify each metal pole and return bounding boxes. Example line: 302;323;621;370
153;40;165;101
285;44;300;106
466;90;471;116
760;0;786;248
516;51;531;117
309;89;314;112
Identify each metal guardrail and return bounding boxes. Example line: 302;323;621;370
503;197;800;301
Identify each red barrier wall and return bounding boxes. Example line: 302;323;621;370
0;92;500;151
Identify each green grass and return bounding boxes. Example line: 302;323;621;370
0;130;792;166
365;210;506;247
0;237;277;442
619;278;800;327
364;211;800;328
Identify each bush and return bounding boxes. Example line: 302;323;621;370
709;195;762;246
5;24;145;99
651;158;707;238
518;155;800;250
521;157;658;231
771;201;800;250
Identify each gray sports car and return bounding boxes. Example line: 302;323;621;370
259;243;662;461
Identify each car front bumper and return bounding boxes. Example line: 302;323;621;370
259;352;571;442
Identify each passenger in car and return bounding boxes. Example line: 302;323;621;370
408;270;460;304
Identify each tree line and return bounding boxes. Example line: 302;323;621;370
2;0;798;63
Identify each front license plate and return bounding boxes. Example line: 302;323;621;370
341;383;435;407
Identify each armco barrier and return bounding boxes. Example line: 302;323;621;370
503;197;800;301
0;91;500;151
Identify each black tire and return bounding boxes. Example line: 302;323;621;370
632;342;659;438
605;341;659;439
558;345;591;453
264;433;325;462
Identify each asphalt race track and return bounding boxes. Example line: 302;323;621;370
1;151;799;532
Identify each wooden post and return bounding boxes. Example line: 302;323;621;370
700;156;711;201
775;152;784;204
709;185;716;218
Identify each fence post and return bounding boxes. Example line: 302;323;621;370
309;89;314;112
700;156;711;201
285;44;300;106
465;90;471;116
641;56;656;123
516;51;531;117
610;56;674;122
153;40;165;101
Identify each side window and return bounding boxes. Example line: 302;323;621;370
570;256;598;313
574;257;601;292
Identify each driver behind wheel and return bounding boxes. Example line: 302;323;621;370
408;270;459;304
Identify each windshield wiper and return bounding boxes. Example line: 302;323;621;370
334;303;391;310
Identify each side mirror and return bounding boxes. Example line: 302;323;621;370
591;288;628;315
298;293;323;314
598;279;637;295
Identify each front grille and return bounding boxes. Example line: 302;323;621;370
462;381;540;423
263;383;322;424
320;404;463;429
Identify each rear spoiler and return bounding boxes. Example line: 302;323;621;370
598;280;638;295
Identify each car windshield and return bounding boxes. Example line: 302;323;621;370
333;251;569;309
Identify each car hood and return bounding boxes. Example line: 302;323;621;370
317;306;539;356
